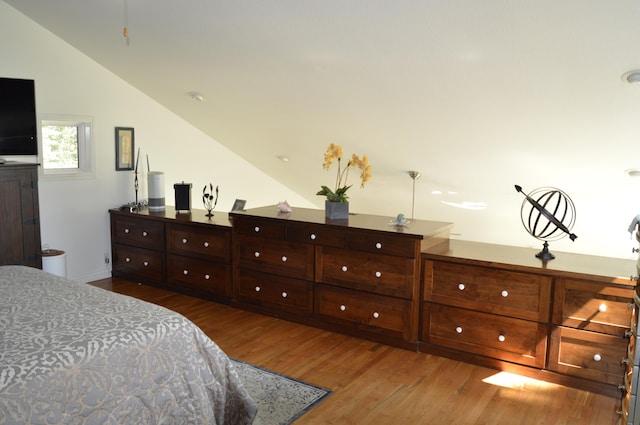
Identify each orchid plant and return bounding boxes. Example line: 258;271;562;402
316;143;372;203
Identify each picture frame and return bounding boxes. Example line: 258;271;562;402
231;199;246;211
115;127;135;171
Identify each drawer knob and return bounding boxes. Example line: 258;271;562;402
143;261;149;267
142;231;148;237
598;303;607;313
183;269;188;275
125;257;131;263
281;256;287;262
373;312;380;319
593;353;602;362
255;286;261;292
622;358;630;365
254;226;260;233
498;334;506;342
205;274;210;280
625;329;633;338
310;233;317;240
455;326;463;334
501;290;508;298
375;271;382;278
342;265;348;272
124;228;130;234
375;242;382;249
281;292;288;298
340;305;346;311
203;242;209;248
458;283;465;291
182;238;188;244
254;251;260;258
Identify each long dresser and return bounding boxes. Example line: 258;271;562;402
109;206;637;405
422;240;636;398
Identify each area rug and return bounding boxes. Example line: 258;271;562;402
231;359;332;425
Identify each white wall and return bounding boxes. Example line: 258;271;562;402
0;2;315;282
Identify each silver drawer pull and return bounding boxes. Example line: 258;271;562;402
281;292;288;298
498;334;506;342
142;231;148;237
372;312;380;319
143;261;149;267
593;353;602;362
124;228;130;234
182;238;188;244
340;305;346;311
501;290;509;298
375;271;382;278
203;242;209;248
598;303;607;313
281;256;287;262
375;242;382;249
125;257;131;263
310;233;317;240
205;274;210;280
255;286;261;292
341;265;348;272
622;358;630;365
254;251;260;258
455;326;463;334
183;269;188;275
254;226;260;232
458;283;465;291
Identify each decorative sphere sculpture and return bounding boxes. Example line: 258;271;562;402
515;185;577;260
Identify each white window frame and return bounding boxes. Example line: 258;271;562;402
39;114;95;180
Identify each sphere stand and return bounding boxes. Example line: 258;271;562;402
535;241;555;260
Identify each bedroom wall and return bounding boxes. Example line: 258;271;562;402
0;2;315;282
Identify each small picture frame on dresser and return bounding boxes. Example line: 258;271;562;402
231;199;246;211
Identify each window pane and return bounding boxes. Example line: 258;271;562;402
42;125;79;169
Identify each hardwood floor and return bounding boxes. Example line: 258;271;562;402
91;278;622;425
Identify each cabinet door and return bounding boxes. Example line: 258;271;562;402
167;254;230;297
548;326;628;386
553;278;634;336
424;303;547;368
167;223;230;262
318;247;415;299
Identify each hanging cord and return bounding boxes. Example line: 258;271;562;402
123;0;130;46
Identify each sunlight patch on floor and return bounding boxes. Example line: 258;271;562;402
482;371;556;390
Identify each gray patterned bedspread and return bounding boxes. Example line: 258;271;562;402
0;265;257;424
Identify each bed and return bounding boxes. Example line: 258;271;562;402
0;265;257;425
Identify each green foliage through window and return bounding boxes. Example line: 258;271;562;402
42;125;79;169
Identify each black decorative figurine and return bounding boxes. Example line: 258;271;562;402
202;183;219;217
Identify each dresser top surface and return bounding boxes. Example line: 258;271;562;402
424;239;637;285
229;205;453;239
110;206;232;227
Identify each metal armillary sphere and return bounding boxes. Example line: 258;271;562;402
515;185;577;260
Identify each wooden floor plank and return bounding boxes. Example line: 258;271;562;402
92;278;623;425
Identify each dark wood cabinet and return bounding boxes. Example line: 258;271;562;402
0;162;41;268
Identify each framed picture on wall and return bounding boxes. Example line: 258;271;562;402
115;127;135;171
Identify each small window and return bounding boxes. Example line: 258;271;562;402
40;115;94;179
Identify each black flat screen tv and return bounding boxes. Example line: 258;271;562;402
0;77;38;156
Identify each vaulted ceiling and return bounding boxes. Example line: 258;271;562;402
5;0;640;255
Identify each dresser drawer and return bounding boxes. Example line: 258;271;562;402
234;235;314;280
286;222;345;248
234;268;313;315
346;231;417;258
167;254;230;297
112;243;164;282
166;223;230;261
111;215;164;250
317;247;416;299
553;278;634;336
232;216;285;240
315;284;412;340
423;303;547;368
548;326;628;386
424;260;551;322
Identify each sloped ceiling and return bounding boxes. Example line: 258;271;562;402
5;0;640;256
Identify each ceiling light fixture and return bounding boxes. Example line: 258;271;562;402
626;168;640;177
188;92;206;102
622;70;640;84
277;155;289;162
